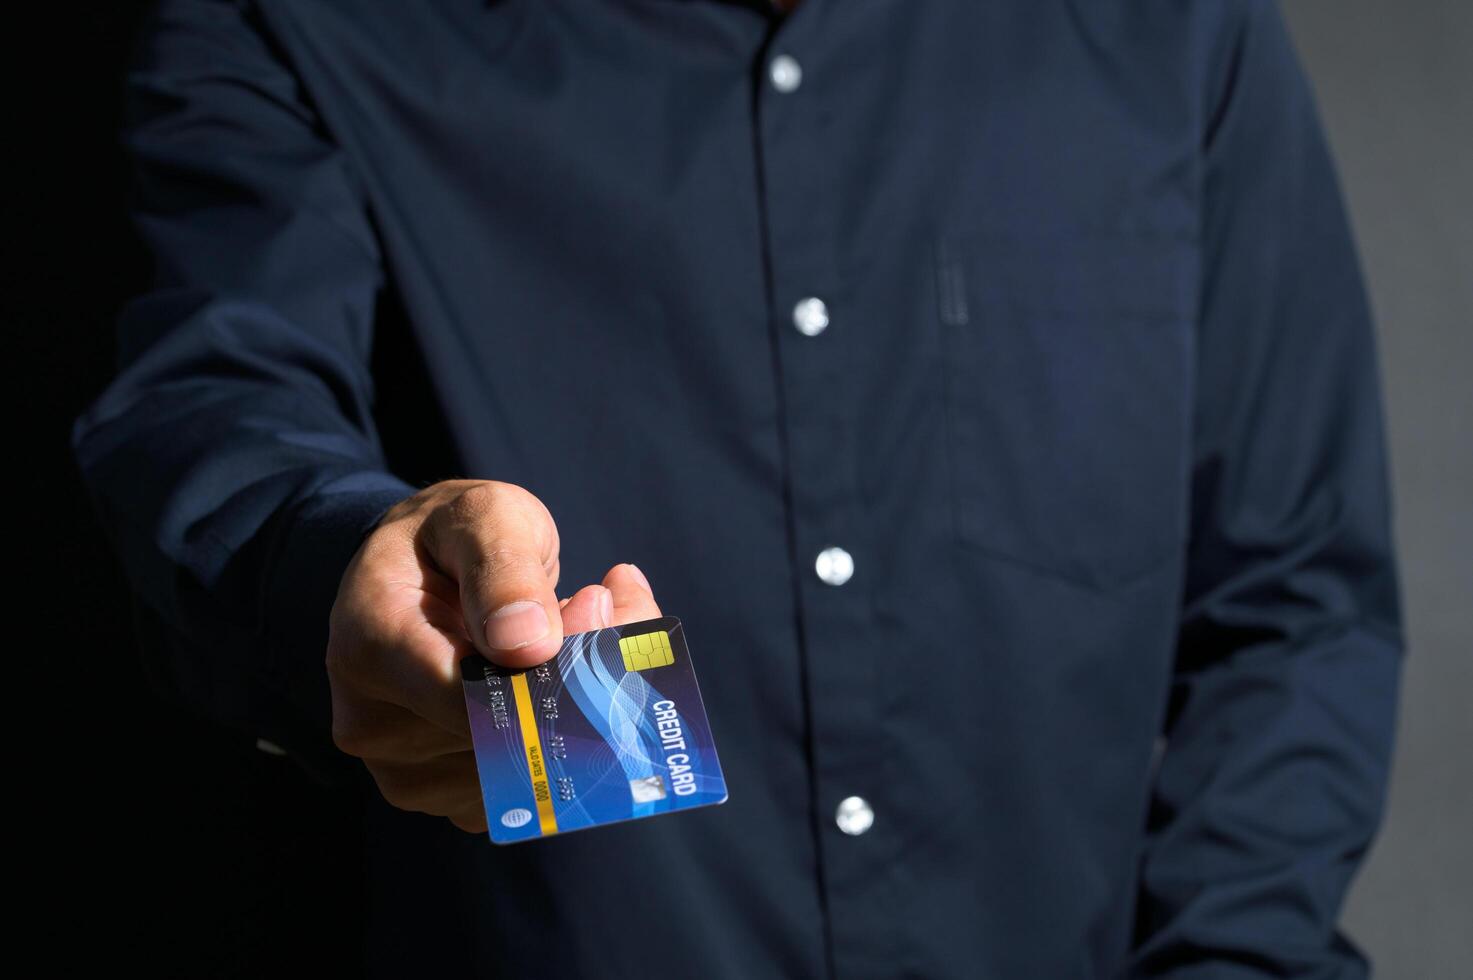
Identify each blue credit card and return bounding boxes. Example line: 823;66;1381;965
460;615;728;844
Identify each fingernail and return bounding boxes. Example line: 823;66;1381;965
485;600;549;650
598;587;614;627
625;563;651;592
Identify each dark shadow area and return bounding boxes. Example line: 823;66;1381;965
20;5;368;974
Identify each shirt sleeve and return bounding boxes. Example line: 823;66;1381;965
70;0;420;787
1128;2;1406;975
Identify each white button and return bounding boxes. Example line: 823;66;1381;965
769;54;802;93
792;297;829;336
815;546;853;586
835;796;874;835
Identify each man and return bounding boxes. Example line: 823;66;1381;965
72;0;1404;976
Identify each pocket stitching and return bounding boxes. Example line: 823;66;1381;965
935;230;1191;592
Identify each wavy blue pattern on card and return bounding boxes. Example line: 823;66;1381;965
461;616;728;844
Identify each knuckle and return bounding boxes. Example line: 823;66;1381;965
324;636;346;679
366;765;411;808
449;813;486;835
326;654;354;703
448;799;488;834
452;480;522;522
331;716;371;758
329;698;406;761
372;767;460;817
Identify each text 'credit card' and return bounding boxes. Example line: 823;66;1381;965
460;616;728;844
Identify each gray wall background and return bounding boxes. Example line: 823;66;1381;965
1280;2;1472;975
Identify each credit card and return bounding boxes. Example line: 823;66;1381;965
460;615;728;844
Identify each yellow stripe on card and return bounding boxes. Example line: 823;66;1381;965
510;672;559;836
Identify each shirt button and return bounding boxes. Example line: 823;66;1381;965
769;54;802;93
815;546;853;586
792;296;829;336
835;795;874;835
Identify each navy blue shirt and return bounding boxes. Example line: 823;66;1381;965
72;1;1405;976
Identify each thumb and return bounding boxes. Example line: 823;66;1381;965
420;482;564;669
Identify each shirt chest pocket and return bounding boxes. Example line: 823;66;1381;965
934;230;1197;591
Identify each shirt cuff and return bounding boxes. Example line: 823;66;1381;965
259;471;422;787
